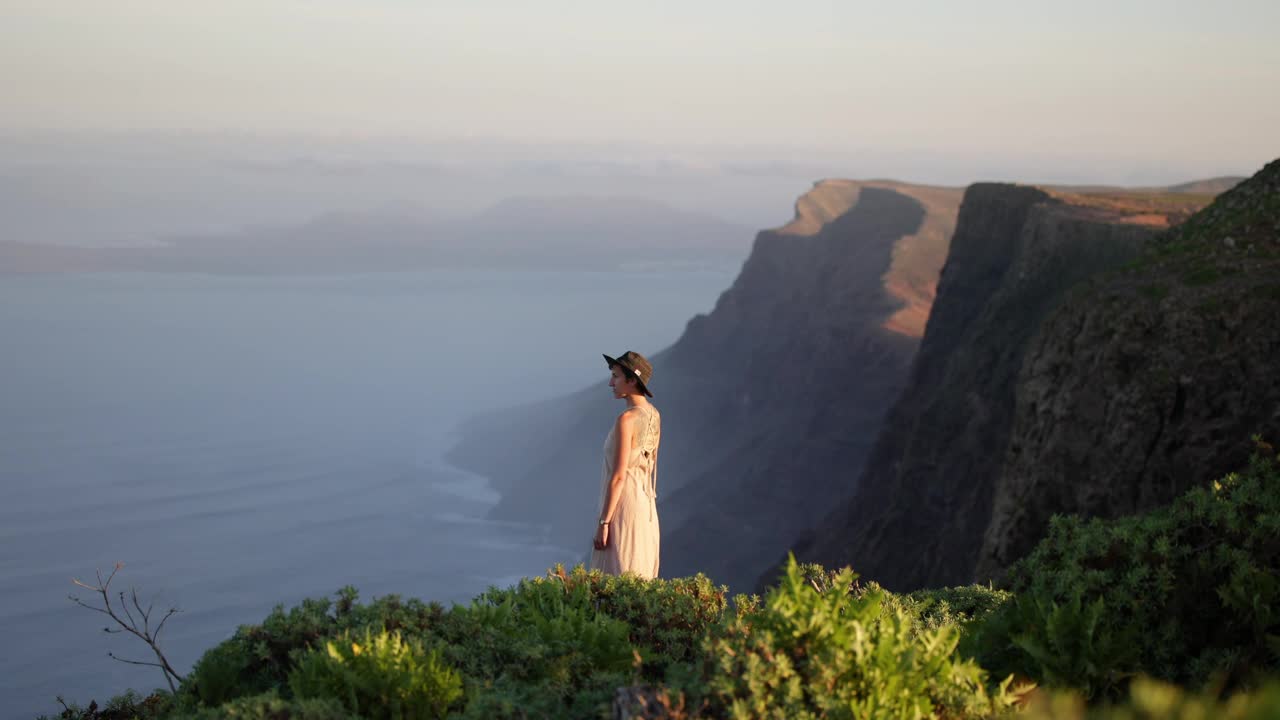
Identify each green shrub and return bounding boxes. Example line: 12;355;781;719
970;447;1280;695
1022;676;1280;720
170;691;354;720
287;629;461;720
184;635;258;707
439;577;635;718
477;565;728;679
38;690;172;720
978;591;1138;699
179;574;643;719
182;588;447;706
451;671;632;720
793;562;1012;635
692;556;1018;720
899;584;1014;633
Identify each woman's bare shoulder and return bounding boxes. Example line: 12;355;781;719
616;406;656;426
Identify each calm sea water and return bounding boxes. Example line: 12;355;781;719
0;268;733;719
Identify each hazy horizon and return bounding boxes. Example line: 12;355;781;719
1;128;1268;257
4;1;1278;187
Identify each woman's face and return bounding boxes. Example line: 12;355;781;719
608;365;637;398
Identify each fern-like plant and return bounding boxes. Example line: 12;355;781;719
288;629;462;720
700;555;1019;720
1006;592;1137;699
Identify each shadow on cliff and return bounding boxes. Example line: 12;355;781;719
447;185;952;591
784;162;1275;592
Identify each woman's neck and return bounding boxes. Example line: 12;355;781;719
625;395;650;409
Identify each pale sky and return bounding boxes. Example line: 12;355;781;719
3;0;1278;176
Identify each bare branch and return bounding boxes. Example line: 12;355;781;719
132;587;150;635
69;596;112;617
120;590;138;628
68;564;185;694
154;607;179;642
107;652;166;670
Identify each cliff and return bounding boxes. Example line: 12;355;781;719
446;181;964;591
788;181;1227;591
975;159;1280;580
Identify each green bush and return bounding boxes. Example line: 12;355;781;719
477;565;729;679
288;629;461;720
969;447;1280;695
182;588;447;706
439;576;635;719
965;591;1138;700
170;691;354;720
793;562;1012;635
692;556;1019;720
184;635;258;707
899;584;1014;633
38;690;172;720
178;574;647;719
1022;676;1280;720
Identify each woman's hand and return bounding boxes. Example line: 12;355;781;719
593;522;610;550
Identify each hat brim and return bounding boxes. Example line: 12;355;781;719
603;353;653;397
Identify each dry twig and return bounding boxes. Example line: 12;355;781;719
68;562;184;693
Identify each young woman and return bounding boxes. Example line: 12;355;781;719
590;350;661;579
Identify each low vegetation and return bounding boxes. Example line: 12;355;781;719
47;442;1280;719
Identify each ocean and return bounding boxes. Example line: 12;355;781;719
0;268;733;719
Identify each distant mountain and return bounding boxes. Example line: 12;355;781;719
1163;176;1246;194
0;196;753;274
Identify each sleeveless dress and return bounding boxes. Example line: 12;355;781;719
589;404;661;578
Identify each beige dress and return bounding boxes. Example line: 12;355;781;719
589;404;661;578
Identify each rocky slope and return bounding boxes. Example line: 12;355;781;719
446;180;964;591
788;180;1230;591
975;159;1280;580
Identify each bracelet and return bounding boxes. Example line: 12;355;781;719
599;519;610;526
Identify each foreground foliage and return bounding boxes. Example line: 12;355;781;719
690;559;1020;719
1024;677;1280;720
967;445;1280;698
45;448;1280;719
288;629;462;719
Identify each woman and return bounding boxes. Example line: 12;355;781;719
590;350;661;579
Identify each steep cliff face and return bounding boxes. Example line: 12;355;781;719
789;183;1214;591
975;159;1280;580
446;181;963;590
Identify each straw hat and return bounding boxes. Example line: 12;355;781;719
603;350;654;397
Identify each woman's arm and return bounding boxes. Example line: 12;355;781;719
596;410;636;532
